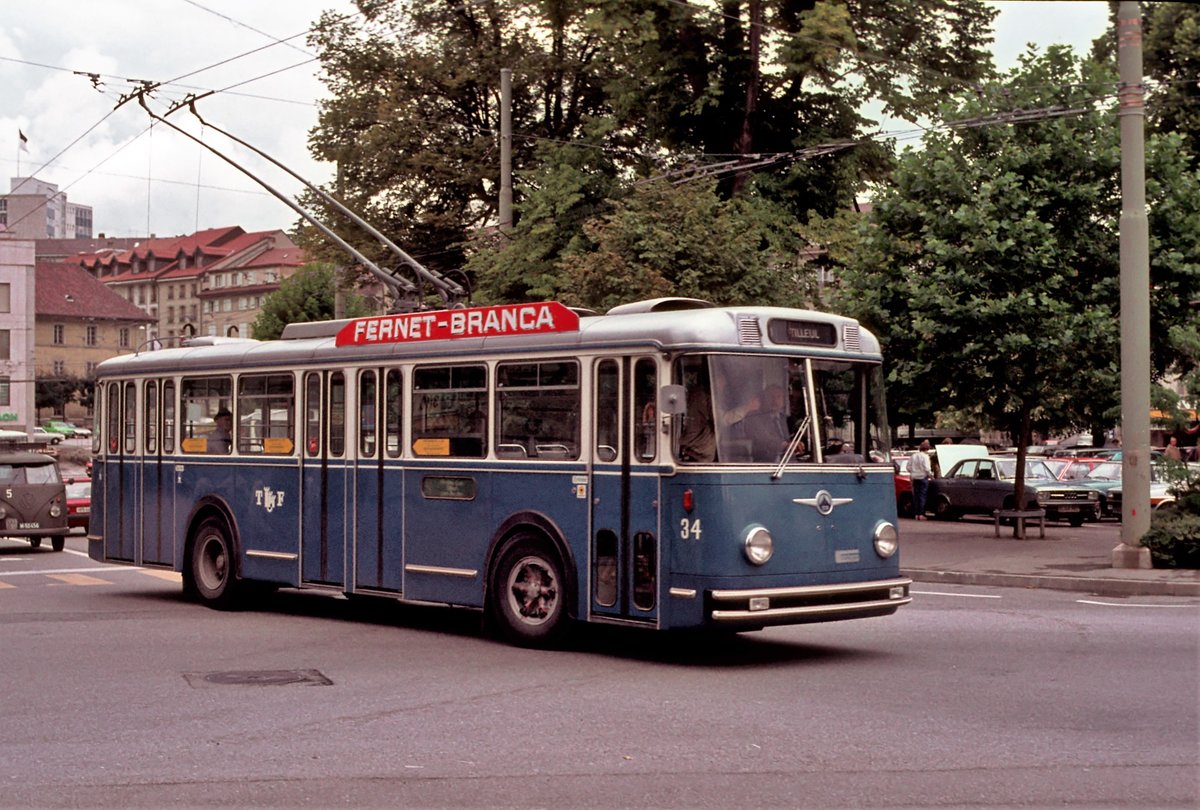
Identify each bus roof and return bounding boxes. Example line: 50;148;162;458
95;300;882;377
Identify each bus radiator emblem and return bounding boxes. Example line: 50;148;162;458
793;490;852;516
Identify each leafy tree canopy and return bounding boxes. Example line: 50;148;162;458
303;0;997;300
251;264;372;340
826;46;1200;454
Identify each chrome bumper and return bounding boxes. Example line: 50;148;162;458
708;577;912;626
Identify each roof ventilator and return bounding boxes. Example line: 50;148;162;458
737;316;763;347
842;323;861;353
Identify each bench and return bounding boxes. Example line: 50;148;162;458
993;508;1046;538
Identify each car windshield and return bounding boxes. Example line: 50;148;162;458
671;354;890;465
1087;462;1122;481
995;459;1056;480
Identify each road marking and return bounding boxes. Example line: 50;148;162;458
1076;599;1198;608
47;573;109;586
0;580;13;589
911;590;1002;599
141;569;182;582
0;566;144;578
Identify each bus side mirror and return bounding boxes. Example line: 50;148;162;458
659;385;687;416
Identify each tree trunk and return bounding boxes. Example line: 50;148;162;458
1012;405;1033;538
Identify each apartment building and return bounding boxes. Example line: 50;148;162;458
1;177;93;240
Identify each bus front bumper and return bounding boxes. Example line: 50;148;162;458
706;577;912;627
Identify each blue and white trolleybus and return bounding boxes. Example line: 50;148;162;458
88;297;911;646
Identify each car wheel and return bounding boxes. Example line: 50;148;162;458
489;534;569;647
189;517;243;609
933;496;957;520
897;492;914;519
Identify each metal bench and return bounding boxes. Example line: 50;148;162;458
993;508;1046;538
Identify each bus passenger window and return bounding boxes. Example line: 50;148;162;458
163;381;175;454
329;372;346;457
238;374;295;455
595;360;619;462
123;382;137;454
145;380;158;454
385;369;402;458
495;361;579;460
305;373;321;456
359;371;377;457
634;358;656;461
412;365;487;458
180;376;233;454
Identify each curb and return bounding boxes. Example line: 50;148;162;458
902;568;1200;598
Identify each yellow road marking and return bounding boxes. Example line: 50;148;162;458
0;580;13;589
140;569;182;582
47;573;109;586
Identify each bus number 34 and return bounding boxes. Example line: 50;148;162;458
680;518;702;540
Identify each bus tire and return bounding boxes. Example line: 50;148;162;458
489;534;569;647
189;518;242;610
51;536;64;552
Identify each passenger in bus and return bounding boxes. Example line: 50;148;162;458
209;407;233;454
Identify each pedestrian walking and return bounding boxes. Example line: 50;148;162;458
1164;436;1182;461
909;440;933;519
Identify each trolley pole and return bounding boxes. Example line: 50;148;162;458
499;68;513;233
1114;0;1152;567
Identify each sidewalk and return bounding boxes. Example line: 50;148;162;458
898;516;1200;598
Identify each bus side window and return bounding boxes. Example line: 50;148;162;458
180;376;233;454
595;360;619;462
163;380;175;454
238;373;295;455
329;372;345;458
634;358;656;462
412;365;487;458
385;369;402;458
106;382;120;454
495;360;579;460
305;373;321;456
145;380;158;454
123;382;137;454
360;370;377;457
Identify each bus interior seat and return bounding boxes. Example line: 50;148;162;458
535;443;572;459
497;444;528;458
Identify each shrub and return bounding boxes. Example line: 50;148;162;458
1142;511;1200;569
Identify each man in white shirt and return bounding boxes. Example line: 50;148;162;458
908;440;932;519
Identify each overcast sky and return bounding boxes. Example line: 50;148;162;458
1;1;1112;242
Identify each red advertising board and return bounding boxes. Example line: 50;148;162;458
334;301;580;347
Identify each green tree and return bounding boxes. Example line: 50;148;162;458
828;46;1200;512
251;264;372;340
35;374;88;415
306;0;997;302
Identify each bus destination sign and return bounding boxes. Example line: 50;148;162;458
336;302;580;347
767;318;837;347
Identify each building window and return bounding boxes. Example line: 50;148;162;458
86;325;97;346
119;328;129;348
53;324;65;345
0;377;9;406
0;283;9;313
167;286;175;300
167;306;175;324
0;329;9;360
85;361;97;375
53;360;65;376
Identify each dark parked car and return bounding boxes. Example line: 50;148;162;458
928;456;1100;526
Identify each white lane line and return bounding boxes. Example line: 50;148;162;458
911;590;1002;599
0;566;145;578
1076;599;1198;608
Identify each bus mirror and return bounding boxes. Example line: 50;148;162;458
659;384;687;416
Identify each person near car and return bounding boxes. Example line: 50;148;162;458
909;440;933;519
1164;436;1182;461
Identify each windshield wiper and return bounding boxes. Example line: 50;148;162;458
773;416;810;480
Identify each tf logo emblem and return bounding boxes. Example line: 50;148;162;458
254;487;286;513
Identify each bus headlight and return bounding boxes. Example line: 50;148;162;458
873;522;899;558
743;526;774;566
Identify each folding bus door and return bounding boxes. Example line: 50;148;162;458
100;380;141;563
300;371;349;587
589;356;661;624
138;379;173;566
352;368;404;593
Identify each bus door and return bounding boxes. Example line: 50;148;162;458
103;380;139;562
589;357;660;624
300;371;349;586
138;379;172;566
352;368;404;593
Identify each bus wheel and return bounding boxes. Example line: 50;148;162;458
190;518;241;609
490;536;568;647
51;536;65;552
29;537;42;549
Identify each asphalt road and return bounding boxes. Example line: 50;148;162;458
1;535;1196;809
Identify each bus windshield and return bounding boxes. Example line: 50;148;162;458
672;354;890;465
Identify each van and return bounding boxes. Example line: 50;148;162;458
0;452;69;551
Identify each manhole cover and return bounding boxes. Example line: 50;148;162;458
183;669;332;688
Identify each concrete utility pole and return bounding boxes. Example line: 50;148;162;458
1114;0;1152;568
499;68;513;232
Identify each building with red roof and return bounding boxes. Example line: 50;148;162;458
71;226;305;340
